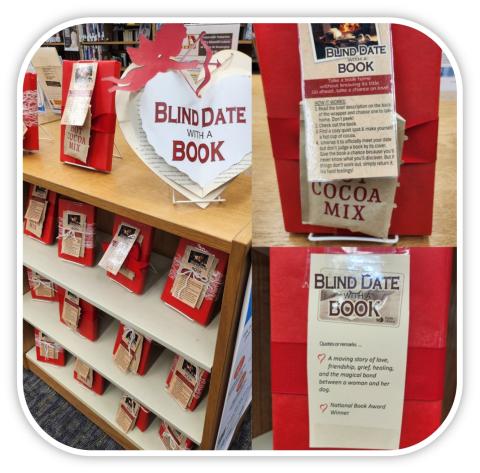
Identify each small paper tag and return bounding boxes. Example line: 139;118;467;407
118;266;136;280
61;211;86;258
38;332;59;359
115;396;139;433
62;291;81;329
167;358;199;409
114;344;134;372
32;185;49;200
183;245;216;279
74;358;93;388
307;252;410;449
128;335;144;374
172;272;205;308
25;199;47;238
64;108;92;163
160;425;183;450
25;199;47;223
171;246;217;308
99;223;140;276
61;62;97;126
114;327;143;373
31;273;54;298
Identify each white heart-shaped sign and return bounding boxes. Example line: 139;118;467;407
139;69;251;188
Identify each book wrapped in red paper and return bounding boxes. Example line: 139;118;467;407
57;286;99;341
57;199;96;266
159;421;195;450
34;329;66;366
100;216;153;295
23;72;39;151
24;184;57;245
27;269;57;302
73;358;106;395
165;354;210;412
60;60;120;172
112;324;154;376
161;239;228;326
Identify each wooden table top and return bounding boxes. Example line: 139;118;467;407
252;75;457;248
24;120;251;254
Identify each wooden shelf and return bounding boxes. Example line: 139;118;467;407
23;234;219;371
26;348;167;450
23;121;251;253
24;293;206;444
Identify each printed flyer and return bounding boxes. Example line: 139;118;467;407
299;23;398;181
307;252;410;449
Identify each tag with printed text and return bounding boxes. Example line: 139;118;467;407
307;252;409;449
299;23;398;181
99;223;140;276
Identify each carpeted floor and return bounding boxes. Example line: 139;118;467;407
23;369;251;450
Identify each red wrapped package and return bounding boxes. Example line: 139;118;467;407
255;24;442;236
57;286;99;341
269;247;453;450
27;269;57;302
34;329;66;366
112;324;153;376
165;355;210;412
24;184;57;244
23;72;39;151
136;405;153;432
100;216;153;294
60;60;120;172
115;394;152;433
161;239;228;326
159;421;195;450
73;358;106;395
57;198;95;266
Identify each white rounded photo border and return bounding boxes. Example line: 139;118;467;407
16;15;462;457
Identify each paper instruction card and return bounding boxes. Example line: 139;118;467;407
307;252;410;449
61;62;97;126
299;23;398;181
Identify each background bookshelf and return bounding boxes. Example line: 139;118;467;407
42;22;256;72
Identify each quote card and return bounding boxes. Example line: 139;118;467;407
299;23;398;181
307;252;410;449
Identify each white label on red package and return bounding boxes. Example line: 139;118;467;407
74;358;93;388
62;291;81;329
115;395;140;433
64;108;92;163
61;211;87;258
29;271;54;298
299;23;398;181
113;327;143;373
99;223;140;276
167;357;203;409
171;245;217;308
32;185;49;200
307;252;409;449
61;62;97;126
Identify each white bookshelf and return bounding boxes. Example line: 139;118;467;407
26;348;167;450
23;292;206;444
23;234;219;371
